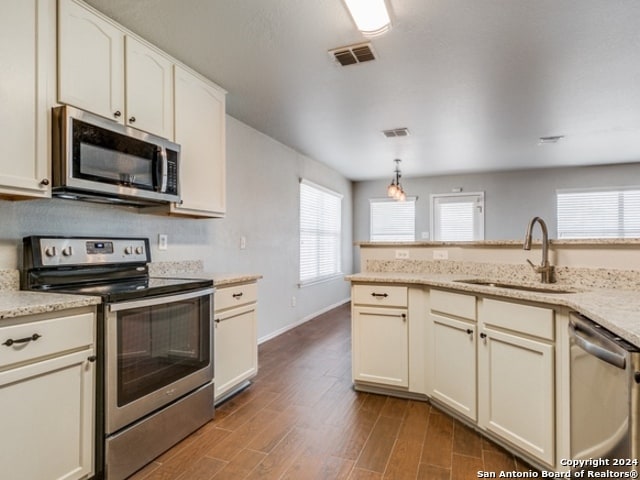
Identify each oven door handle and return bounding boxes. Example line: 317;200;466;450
109;287;214;312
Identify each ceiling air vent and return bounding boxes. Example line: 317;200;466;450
538;135;564;144
329;42;376;66
382;128;410;138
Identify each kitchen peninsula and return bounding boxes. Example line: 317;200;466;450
348;238;640;473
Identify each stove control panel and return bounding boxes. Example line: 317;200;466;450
30;237;150;267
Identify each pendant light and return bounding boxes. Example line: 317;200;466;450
386;159;407;201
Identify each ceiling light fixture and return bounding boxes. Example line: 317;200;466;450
343;0;392;37
387;159;407;201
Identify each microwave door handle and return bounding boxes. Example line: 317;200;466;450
157;147;168;193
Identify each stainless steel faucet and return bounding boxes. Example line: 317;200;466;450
523;216;554;283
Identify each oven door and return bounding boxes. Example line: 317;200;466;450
105;288;214;434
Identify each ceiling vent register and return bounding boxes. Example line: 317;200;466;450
329;42;376;66
383;128;410;138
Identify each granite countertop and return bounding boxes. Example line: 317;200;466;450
154;272;263;287
0;262;260;322
147;261;262;287
346;272;640;348
0;290;101;320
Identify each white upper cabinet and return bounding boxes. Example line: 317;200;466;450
58;0;125;123
0;0;55;198
57;0;226;216
58;0;174;139
125;36;173;139
172;65;226;217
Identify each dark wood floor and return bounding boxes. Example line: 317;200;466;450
130;303;534;480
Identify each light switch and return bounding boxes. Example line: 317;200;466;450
158;234;168;251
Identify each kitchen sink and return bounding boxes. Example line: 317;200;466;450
454;279;577;294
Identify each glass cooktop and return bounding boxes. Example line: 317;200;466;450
45;277;213;303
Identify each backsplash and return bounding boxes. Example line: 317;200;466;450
0;270;20;291
148;260;204;276
364;259;640;291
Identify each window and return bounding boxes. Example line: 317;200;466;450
431;192;484;241
369;197;416;242
556;187;640;238
299;179;342;285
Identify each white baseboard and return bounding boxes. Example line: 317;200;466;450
257;297;351;345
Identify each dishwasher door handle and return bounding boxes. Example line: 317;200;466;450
570;317;627;370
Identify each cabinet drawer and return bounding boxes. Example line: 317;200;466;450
430;289;476;321
481;298;554;340
0;312;94;368
215;282;257;311
352;284;408;307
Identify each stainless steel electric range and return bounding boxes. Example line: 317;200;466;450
23;236;215;480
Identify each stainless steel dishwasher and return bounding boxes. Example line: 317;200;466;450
570;312;640;471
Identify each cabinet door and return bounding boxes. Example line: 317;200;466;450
58;0;124;122
125;36;174;138
352;306;408;387
0;349;95;480
0;0;54;198
478;327;555;465
430;314;477;420
214;303;258;401
173;65;226;217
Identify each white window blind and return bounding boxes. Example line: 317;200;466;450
557;187;640;238
431;193;485;241
299;180;342;284
369;197;416;242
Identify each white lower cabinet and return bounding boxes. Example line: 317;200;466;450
430;316;477;420
0;309;96;480
428;289;477;420
352;306;409;387
214;282;258;402
351;282;561;468
478;298;556;466
352;284;409;388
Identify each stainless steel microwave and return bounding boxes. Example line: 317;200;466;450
52;105;180;206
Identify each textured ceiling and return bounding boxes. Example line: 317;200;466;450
85;0;640;181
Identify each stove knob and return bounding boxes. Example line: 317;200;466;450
135;246;144;255
44;246;57;257
62;246;73;257
124;246;133;255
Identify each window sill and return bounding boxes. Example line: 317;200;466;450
298;273;345;288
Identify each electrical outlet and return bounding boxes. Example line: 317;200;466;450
395;249;410;259
158;234;168;251
291;296;296;307
240;236;246;250
433;250;449;260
